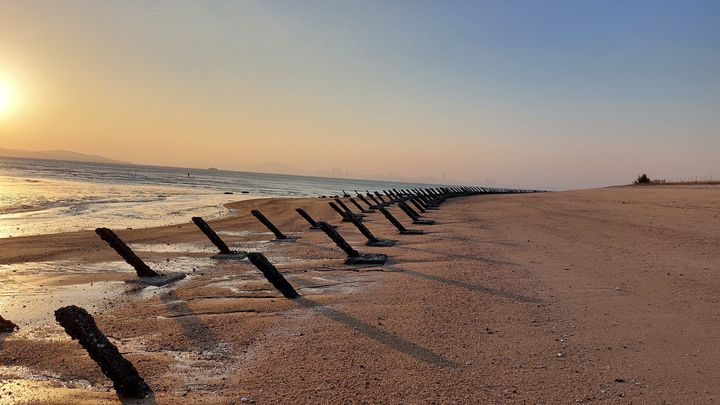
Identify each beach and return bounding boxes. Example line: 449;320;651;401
1;185;719;403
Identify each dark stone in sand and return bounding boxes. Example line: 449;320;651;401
0;315;19;333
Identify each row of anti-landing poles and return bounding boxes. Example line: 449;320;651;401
0;185;541;399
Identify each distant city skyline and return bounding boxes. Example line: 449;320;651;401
1;0;719;190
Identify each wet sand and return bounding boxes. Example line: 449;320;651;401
1;186;719;403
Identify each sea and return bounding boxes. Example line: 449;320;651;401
0;157;448;238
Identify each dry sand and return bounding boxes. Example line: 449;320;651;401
0;185;719;404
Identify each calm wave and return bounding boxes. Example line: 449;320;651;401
0;157;447;237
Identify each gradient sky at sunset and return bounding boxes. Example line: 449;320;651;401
0;0;719;189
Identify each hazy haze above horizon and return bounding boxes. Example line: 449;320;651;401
0;0;719;190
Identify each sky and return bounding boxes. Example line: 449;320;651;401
0;0;719;190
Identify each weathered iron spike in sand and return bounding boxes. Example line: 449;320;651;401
378;207;424;235
318;221;359;257
55;305;152;399
0;315;19;333
328;202;354;222
250;209;288;240
374;192;388;204
95;228;160;277
318;222;388;265
350;217;397;247
350;216;378;242
366;193;382;206
399;202;435;225
420;195;438;208
397;201;419;220
400;201;421;219
191;217;233;254
295;208;319;229
404;199;435;220
356;193;377;209
409;197;426;213
247;252;299;299
334;198;364;218
349;197;372;213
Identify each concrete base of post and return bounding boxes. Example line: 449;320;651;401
345;253;388;265
125;273;186;287
366;239;398;247
400;229;425;235
271;236;299;243
211;252;248;260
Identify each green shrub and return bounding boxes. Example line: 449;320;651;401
634;173;651;184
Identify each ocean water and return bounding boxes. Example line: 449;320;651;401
0;157;446;237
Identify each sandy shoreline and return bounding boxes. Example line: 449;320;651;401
1;186;719;403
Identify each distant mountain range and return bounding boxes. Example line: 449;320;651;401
0;148;127;164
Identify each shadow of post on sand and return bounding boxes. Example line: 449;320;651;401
387;266;541;304
294;297;458;368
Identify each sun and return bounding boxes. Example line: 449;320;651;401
0;76;17;117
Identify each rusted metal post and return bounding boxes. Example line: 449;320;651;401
366;193;382;207
409;197;426;213
295;208;319;229
329;202;354;222
191;217;233;254
334;198;364;218
378;207;424;235
400;201;420;219
247;253;299;299
55;306;152;399
350;217;397;247
318;222;359;257
399;202;435;225
251;210;288;240
356;193;377;209
374;191;388;204
317;222;387;264
95;228;160;277
349;197;372;213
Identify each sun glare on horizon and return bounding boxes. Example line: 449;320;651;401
0;74;18;118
